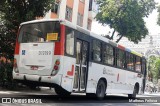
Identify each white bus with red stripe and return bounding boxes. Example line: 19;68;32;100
13;19;147;100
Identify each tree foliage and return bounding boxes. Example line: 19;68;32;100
96;0;156;43
148;56;160;82
0;0;54;89
155;59;160;79
157;5;160;26
0;0;54;61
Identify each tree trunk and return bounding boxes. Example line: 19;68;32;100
110;29;116;40
116;34;123;43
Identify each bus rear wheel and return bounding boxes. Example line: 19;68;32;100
29;86;37;90
96;80;106;100
54;87;71;96
128;85;137;99
86;93;96;98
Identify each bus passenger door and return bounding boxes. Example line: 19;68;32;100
73;39;89;92
141;58;147;93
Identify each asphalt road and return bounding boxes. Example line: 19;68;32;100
0;87;160;106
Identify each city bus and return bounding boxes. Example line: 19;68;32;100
13;19;147;100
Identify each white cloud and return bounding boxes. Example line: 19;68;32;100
91;21;111;35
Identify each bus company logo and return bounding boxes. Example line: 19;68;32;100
2;98;11;103
22;50;26;55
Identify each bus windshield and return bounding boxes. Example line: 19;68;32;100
18;21;60;43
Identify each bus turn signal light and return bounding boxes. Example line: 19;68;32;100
54;65;58;70
55;60;60;65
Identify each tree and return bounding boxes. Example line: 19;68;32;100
0;0;54;88
0;0;54;61
96;0;156;43
157;5;160;26
155;59;160;80
148;56;156;82
148;56;160;82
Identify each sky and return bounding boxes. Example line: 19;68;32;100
91;0;160;36
144;8;160;35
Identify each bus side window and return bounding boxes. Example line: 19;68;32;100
66;27;74;55
126;53;130;70
126;53;134;70
103;44;114;65
135;56;142;72
92;40;102;62
116;49;125;68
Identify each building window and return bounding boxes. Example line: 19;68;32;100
80;0;85;3
89;0;98;12
77;13;83;27
51;1;59;14
103;44;114;65
65;6;72;21
89;0;93;11
66;27;74;55
93;40;101;62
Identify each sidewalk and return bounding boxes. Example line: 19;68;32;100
144;92;160;96
0;87;55;97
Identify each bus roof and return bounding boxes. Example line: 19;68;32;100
20;19;143;57
20;19;62;26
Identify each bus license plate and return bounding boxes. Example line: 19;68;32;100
30;66;38;70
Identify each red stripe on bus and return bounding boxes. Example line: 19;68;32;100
14;41;20;55
118;45;125;50
54;25;65;55
67;65;74;76
14;30;20;55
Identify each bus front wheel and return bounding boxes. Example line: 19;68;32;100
95;80;106;100
54;87;71;96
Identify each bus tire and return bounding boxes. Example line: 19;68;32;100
28;85;38;90
128;85;137;99
86;93;96;98
95;79;106;100
54;87;71;96
29;86;37;89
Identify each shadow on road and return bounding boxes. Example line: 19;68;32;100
20;94;129;103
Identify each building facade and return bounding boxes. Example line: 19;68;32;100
44;0;98;30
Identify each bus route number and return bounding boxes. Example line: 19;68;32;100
39;51;51;55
